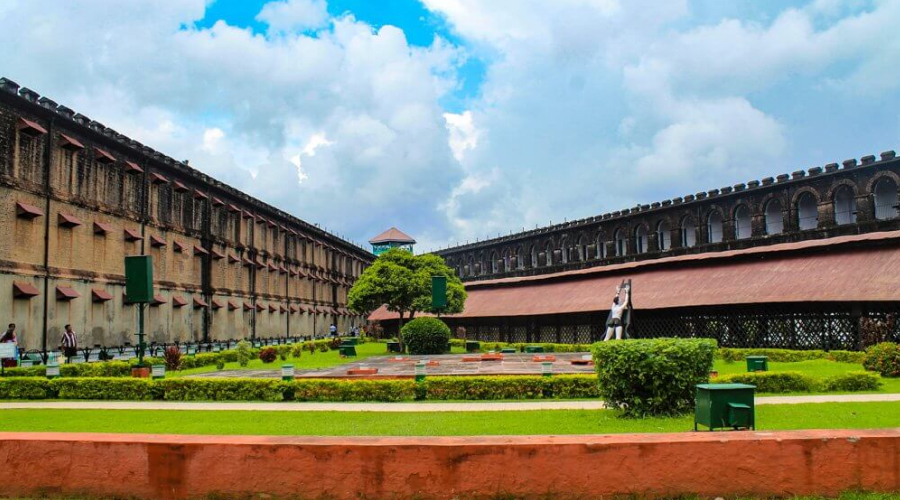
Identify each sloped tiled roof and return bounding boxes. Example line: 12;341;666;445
369;227;415;244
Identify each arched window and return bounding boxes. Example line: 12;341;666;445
707;211;724;243
874;177;899;220
764;199;783;235
596;234;607;259
559;237;569;264
490;252;499;274
681;218;696;247
529;245;538;268
656;220;671;251
797;193;818;230
545;242;554;266
467;257;475;277
576;235;588;261
834;186;856;225
516;246;525;269
634;226;648;254
734;205;751;240
614;229;627;257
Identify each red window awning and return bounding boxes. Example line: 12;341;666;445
58;212;82;228
172;296;188;307
193;245;209;256
91;288;113;303
93;221;114;234
59;133;84;150
13;282;40;299
94;147;116;164
15;201;43;219
150;235;167;247
124;161;143;174
17;117;47;135
193;296;208;308
150;172;169;184
124;228;143;241
211;298;225;310
56;286;81;300
193;189;208;200
172;180;189;192
211;248;225;260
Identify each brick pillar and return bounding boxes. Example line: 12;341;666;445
723;217;736;242
855;194;874;222
648;231;660;252
818;201;835;229
751;213;766;237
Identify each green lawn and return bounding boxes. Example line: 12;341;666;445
713;359;900;394
171;342;393;377
2;401;899;436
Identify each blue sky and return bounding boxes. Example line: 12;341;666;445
1;0;898;251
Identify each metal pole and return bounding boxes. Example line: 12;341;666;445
138;303;145;365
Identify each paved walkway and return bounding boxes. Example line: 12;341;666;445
2;393;898;412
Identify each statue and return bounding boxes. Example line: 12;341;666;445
603;279;632;341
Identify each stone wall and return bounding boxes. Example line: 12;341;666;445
1;430;899;500
0;78;373;350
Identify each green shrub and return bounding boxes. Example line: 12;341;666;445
51;377;156;400
236;340;252;367
827;351;866;364
717;348;864;363
1;366;46;377
863;342;900;377
543;375;600;398
292;379;415;402
821;372;882;392
715;371;817;393
0;377;52;399
423;376;546;400
402;317;451;355
593;338;717;417
159;378;285;402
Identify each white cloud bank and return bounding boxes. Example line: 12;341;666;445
1;0;898;250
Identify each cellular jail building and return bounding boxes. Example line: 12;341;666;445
0;78;373;353
373;149;900;349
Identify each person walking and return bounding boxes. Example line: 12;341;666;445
60;324;78;363
603;283;631;341
0;323;17;368
329;323;337;337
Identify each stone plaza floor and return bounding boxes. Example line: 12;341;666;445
191;352;597;379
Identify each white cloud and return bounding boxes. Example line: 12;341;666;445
1;0;897;251
443;111;480;161
256;0;329;33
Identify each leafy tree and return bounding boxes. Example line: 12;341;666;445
348;248;466;348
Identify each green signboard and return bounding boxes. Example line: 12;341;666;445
431;275;447;309
125;255;154;303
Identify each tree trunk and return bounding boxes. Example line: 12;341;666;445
397;311;405;352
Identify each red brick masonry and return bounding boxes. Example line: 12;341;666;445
1;429;899;500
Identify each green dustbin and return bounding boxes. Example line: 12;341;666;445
340;345;357;357
746;356;768;372
694;383;756;431
343;337;359;346
500;348;517;354
465;341;480;353
387;341;401;353
525;345;544;353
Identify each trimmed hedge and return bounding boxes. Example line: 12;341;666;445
0;377;52;399
423;375;599;400
450;339;593;353
158;379;286;402
715;371;818;393
52;377;157;400
293;379;416;402
716;371;882;393
718;348;865;364
593;338;718;417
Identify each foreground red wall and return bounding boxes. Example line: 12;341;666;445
1;429;899;499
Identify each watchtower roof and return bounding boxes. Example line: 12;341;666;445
369;227;416;245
